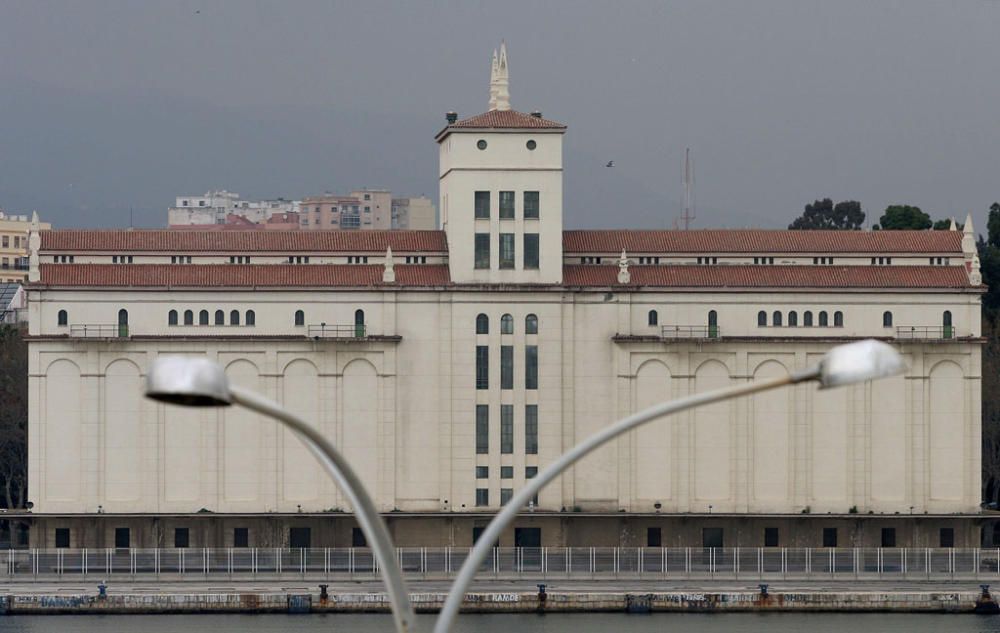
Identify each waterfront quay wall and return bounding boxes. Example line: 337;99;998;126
0;590;990;615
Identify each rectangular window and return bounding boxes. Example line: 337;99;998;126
501;345;514;389
764;527;779;547
940;527;955;548
476;346;489;389
234;528;249;548
523;234;539;270
702;527;723;548
526;466;538;478
476;405;489;454
822;527;837;548
476;466;489;479
474;191;490;219
881;527;896;548
524;191;539;219
475;488;489;507
501;466;514;479
525;405;538;454
474;233;490;269
500;404;514;454
499;233;515;269
174;527;190;548
647;527;662;547
114;527;130;549
289;527;311;548
54;528;70;548
499;191;515;219
525;345;538;390
352;527;367;547
500;488;514;505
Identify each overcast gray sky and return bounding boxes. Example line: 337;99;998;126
1;1;998;231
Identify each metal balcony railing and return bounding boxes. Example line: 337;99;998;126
69;324;129;338
307;323;367;339
895;326;955;340
661;325;721;340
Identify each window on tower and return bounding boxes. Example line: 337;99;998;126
474;191;490;219
524;191;539;219
499;233;515;269
523;234;539;270
474;234;490;269
499;191;515;219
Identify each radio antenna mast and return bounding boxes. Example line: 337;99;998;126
680;148;696;230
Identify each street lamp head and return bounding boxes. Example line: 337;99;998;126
818;339;905;389
145;356;232;407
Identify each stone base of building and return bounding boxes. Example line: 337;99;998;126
6;512;999;550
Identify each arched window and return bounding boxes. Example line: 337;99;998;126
246;310;255;326
168;310;178;326
943;310;953;338
230;310;240;326
57;310;68;326
819;311;828;327
501;313;513;334
788;311;798;327
803;311;813;327
117;309;129;337
295;310;305;327
525;314;538;334
215;310;224;326
883;311;893;327
834;311;844;327
183;310;194;326
476;314;489;334
708;310;718;338
772;311;783;327
354;309;365;337
648;310;658;326
757;311;767;327
199;310;209;325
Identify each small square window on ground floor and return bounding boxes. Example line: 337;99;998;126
881;527;897;548
702;527;724;548
174;527;189;548
233;527;249;548
289;527;311;548
647;527;662;547
114;527;130;549
940;527;955;548
764;527;779;547
54;528;70;549
822;527;838;548
352;527;367;547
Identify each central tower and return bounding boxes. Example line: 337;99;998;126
436;43;566;284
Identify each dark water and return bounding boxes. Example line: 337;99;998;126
3;613;1000;633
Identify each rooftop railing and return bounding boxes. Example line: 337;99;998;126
307;323;367;339
895;326;955;340
661;325;721;340
69;324;129;338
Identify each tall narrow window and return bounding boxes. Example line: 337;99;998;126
474;234;490;269
804;311;813;327
57;310;68;326
788;311;798;327
649;310;659;326
174;527;190;548
819;311;828;327
476;346;489;389
474;191;490;219
943;310;953;338
757;311;766;327
117;309;129;338
294;310;305;326
524;191;539;219
199;310;209;325
184;310;194;325
500;405;513;454
475;489;489;507
501;313;513;334
230;310;240;326
499;191;515;219
708;310;719;337
246;310;256;326
525;314;538;334
501;345;514;389
525;405;538;454
476;405;489;454
476;313;489;334
525;345;538;390
773;311;783;327
215;310;225;325
354;309;365;337
883;311;893;327
834;311;843;327
523;234;539;269
499;233;515;269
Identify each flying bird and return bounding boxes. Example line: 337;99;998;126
606;160;615;168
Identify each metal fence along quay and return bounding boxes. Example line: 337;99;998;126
4;547;1000;581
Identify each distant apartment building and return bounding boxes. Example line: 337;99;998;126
299;189;392;230
168;191;299;227
392;196;437;230
0;210;51;283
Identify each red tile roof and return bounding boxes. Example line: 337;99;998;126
562;265;975;289
37;264;451;288
563;230;963;254
39;230;448;253
445;110;566;130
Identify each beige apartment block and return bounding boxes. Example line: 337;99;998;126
19;44;989;549
0;211;51;283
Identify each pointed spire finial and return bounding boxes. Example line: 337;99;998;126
617;249;630;284
382;246;395;284
488;41;511;111
28;211;40;283
949;217;957;231
962;212;976;258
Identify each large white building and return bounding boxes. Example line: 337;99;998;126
22;44;987;550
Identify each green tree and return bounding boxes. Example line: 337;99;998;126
788;198;864;230
875;205;931;230
987;202;1000;248
0;325;27;510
